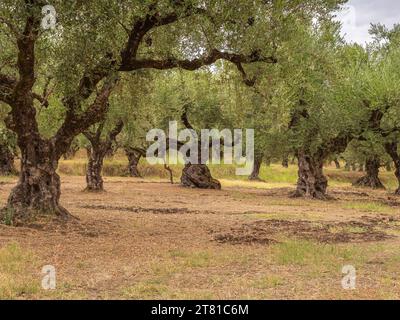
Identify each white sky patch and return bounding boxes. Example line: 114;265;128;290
336;0;400;45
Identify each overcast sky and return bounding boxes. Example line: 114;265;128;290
336;0;400;45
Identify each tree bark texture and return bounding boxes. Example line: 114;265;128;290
179;107;221;189
181;164;221;189
292;150;328;200
84;121;124;192
385;143;400;195
248;156;263;181
353;157;385;189
125;147;145;178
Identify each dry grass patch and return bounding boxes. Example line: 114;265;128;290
0;174;399;299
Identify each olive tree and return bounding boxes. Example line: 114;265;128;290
1;0;293;223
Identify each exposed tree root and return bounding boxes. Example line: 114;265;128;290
0;204;77;227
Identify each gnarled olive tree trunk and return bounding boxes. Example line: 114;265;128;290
5;137;70;223
353;157;385;189
179;107;221;189
248;156;263;181
85;146;105;191
288;104;351;200
125;147;145;178
181;163;221;189
385;142;400;195
292;150;328;199
84;121;123;192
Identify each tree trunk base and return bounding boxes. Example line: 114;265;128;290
181;164;221;190
294;151;330;200
0;164;76;226
129;168;142;178
248;157;263;181
353;158;385;189
0;205;76;227
352;176;385;189
126;150;143;178
1;197;72;226
290;189;333;200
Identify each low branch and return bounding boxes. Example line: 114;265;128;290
181;104;195;130
83;121;104;145
120;49;277;72
0;73;50;107
13;9;40;98
120;5;207;67
54;75;119;157
234;62;256;87
106;120;124;145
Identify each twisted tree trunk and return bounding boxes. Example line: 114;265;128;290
179;107;221;189
248;156;263;181
125;147;144;178
4;137;70;224
288;106;350;200
181;164;221;189
84;121;123;192
353;157;385;189
292;150;328;199
85;146;104;191
385;142;400;195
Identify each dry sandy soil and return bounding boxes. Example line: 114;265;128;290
0;176;399;299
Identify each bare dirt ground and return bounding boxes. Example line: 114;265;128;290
0;176;400;299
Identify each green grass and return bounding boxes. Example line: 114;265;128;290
270;240;362;267
328;225;367;234
122;280;170;299
0;243;39;299
1;208;15;226
343;201;393;213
